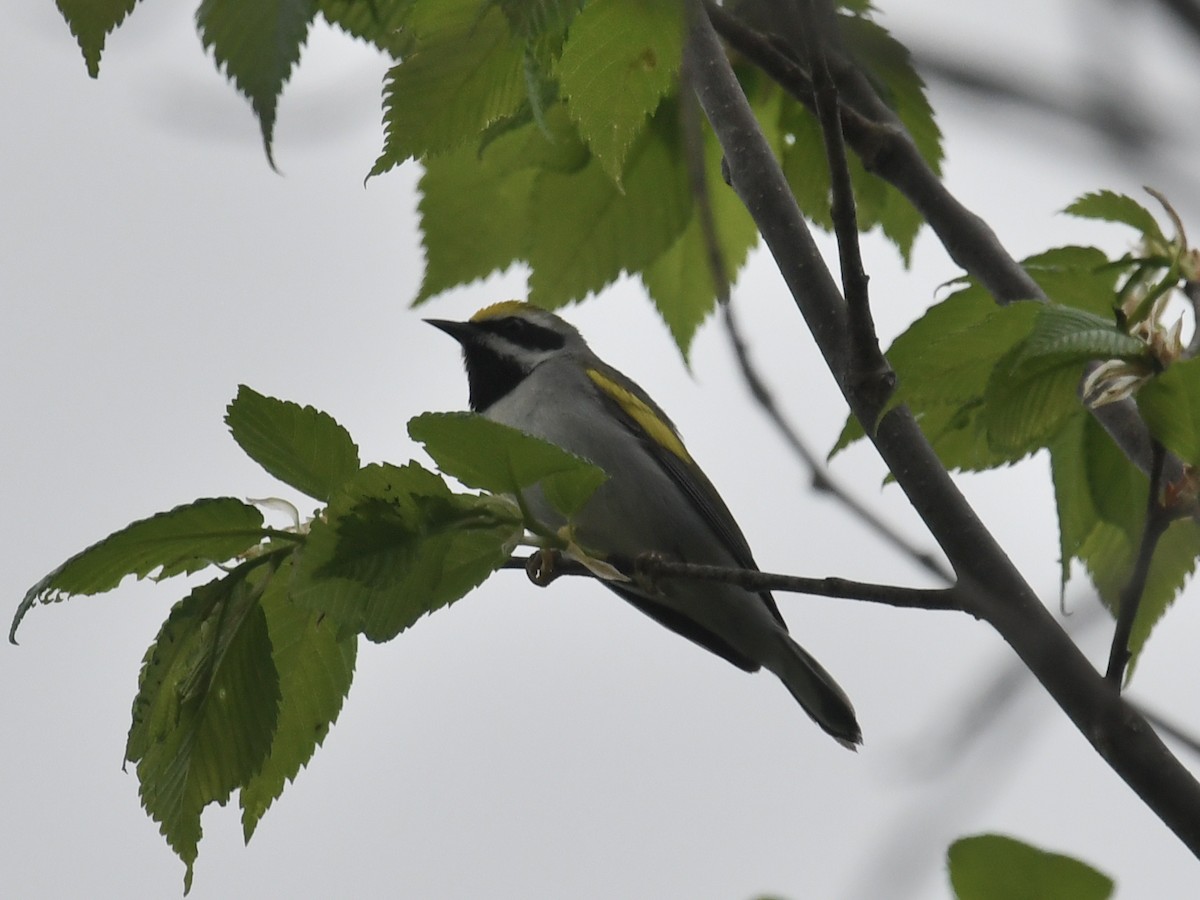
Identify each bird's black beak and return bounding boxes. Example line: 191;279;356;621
425;318;476;344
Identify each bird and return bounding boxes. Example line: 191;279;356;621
427;300;861;747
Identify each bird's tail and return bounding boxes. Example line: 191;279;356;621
766;633;862;749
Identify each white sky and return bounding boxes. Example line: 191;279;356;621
4;1;1200;897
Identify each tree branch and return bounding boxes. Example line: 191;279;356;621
687;0;1200;858
502;553;957;611
1106;442;1172;685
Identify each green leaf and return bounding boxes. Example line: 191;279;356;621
292;462;522;641
125;566;281;892
240;555;357;840
369;0;526;174
225;385;360;502
947;834;1113;900
496;0;583;38
527;103;691;306
555;0;684;183
12;498;265;643
408;412;606;516
1138;358;1200;466
1064;190;1165;245
640;122;758;358
981;351;1083;458
319;0;413;56
1018;304;1146;365
414;103;588;304
1024;245;1122;315
196;0;319;168
55;0;141;77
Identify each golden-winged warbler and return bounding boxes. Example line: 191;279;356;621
428;301;860;747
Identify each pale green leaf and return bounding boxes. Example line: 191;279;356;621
126;568;281;892
225;385;361;501
1138;358;1200;467
555;0;684;183
240;556;357;839
12;498;265;643
370;0;525;174
496;0;583;39
527;105;691;305
408;411;607;516
196;0;319;167
981;352;1083;458
641;125;757;358
1018;305;1145;365
55;0;141;77
948;834;1113;900
1064;190;1165;244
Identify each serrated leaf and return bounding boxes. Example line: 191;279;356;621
981;351;1083;458
55;0;141;77
1049;414;1096;590
225;385;360;502
415;104;587;305
319;0;413;56
1024;245;1122;315
1018;304;1146;365
555;0;684;183
240;555;357;840
126;567;281;892
408;411;607;515
1064;190;1165;245
369;0;525;174
12;498;265;643
527;104;691;306
1138;358;1200;466
196;0;319;168
641;123;758;358
292;462;522;641
947;834;1113;900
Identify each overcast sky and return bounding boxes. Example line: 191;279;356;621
4;2;1200;898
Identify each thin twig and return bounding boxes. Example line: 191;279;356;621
722;304;953;582
1106;441;1172;685
501;553;958;611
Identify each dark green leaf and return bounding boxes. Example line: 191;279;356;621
1064;190;1165;245
1138;358;1200;466
555;0;684;183
408;412;606;516
225;385;360;502
369;0;525;174
527;103;691;306
240;555;357;839
292;463;522;640
196;0;319;168
55;0;140;77
126;567;281;892
319;0;413;56
12;498;265;643
947;833;1113;900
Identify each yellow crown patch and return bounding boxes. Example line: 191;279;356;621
470;300;531;322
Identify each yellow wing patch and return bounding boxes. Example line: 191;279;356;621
586;368;693;464
470;300;532;322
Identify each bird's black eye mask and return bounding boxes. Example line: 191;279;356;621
483;316;566;351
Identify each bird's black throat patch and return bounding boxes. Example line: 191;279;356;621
462;343;527;412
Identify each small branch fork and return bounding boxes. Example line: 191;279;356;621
684;0;1200;859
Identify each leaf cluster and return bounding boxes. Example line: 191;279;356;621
56;0;942;357
836;193;1200;673
11;386;603;890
